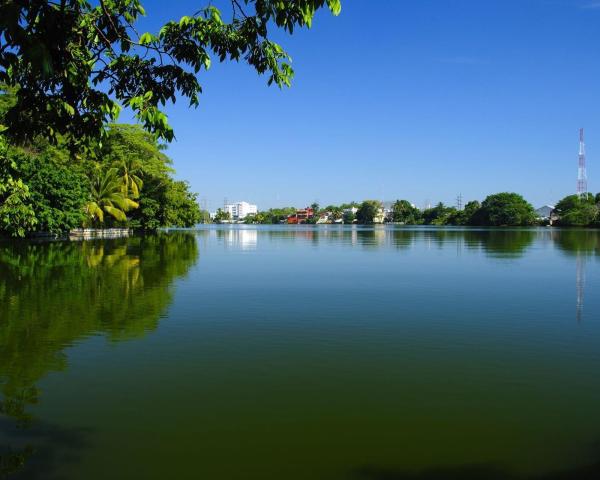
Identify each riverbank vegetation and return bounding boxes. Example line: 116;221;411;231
0;1;341;238
240;194;537;226
1;113;203;237
552;194;600;227
240;192;600;227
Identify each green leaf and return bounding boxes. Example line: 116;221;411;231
327;0;342;16
139;32;153;45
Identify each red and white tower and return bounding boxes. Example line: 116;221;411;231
577;128;588;198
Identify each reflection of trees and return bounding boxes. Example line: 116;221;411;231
389;229;417;249
387;228;536;257
461;229;536;258
552;229;600;256
355;456;600;480
355;228;386;248
550;230;600;323
0;233;198;474
209;226;542;257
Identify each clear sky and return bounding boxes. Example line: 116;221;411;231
131;0;600;211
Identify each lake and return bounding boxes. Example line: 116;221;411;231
1;226;600;479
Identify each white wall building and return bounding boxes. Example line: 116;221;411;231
224;201;258;220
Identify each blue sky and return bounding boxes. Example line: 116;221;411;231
131;0;600;211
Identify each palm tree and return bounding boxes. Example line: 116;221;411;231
113;157;143;199
85;168;138;225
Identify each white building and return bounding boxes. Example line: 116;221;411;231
224;201;258;220
535;205;554;220
373;207;386;224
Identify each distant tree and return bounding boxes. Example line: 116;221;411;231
199;210;211;224
356;200;382;224
422;202;456;225
310;202;320;213
478;193;536;226
554;194;598;226
257;207;296;224
343;210;355;224
214;208;231;223
463;200;482;225
391;199;420;224
446;200;482;226
340;201;359;210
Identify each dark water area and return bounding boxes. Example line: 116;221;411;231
1;226;600;479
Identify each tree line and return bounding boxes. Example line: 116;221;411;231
0;87;203;237
240;192;600;227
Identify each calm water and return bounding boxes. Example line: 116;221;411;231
1;226;600;479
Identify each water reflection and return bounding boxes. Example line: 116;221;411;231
0;233;198;477
216;227;258;251
204;226;543;257
204;226;596;323
577;253;586;323
1;227;599;478
549;228;597;323
354;458;600;479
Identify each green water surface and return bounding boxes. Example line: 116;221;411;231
1;226;600;479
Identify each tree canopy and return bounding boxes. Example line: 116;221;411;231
391;199;419;224
554;194;598;227
477;192;536;226
0;117;202;236
0;0;341;149
356;200;382;224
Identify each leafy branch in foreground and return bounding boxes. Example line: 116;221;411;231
0;0;341;149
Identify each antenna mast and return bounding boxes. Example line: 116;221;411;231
577;128;588;198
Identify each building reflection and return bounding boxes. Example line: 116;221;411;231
222;228;258;250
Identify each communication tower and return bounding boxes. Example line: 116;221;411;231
577;128;588;198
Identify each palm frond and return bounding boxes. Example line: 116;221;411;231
103;205;127;222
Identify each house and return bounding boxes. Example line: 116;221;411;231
316;212;331;224
287;207;315;224
535;205;555;220
535;205;558;225
373;208;386;224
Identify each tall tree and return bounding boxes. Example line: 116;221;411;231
391;199;420;224
478;192;536;226
111;152;144;199
554;194;598;227
422;202;456;225
356;200;382;224
0;132;37;236
10;148;89;233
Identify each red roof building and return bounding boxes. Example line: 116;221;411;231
287;207;315;224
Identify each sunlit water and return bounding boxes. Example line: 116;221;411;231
1;226;600;479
